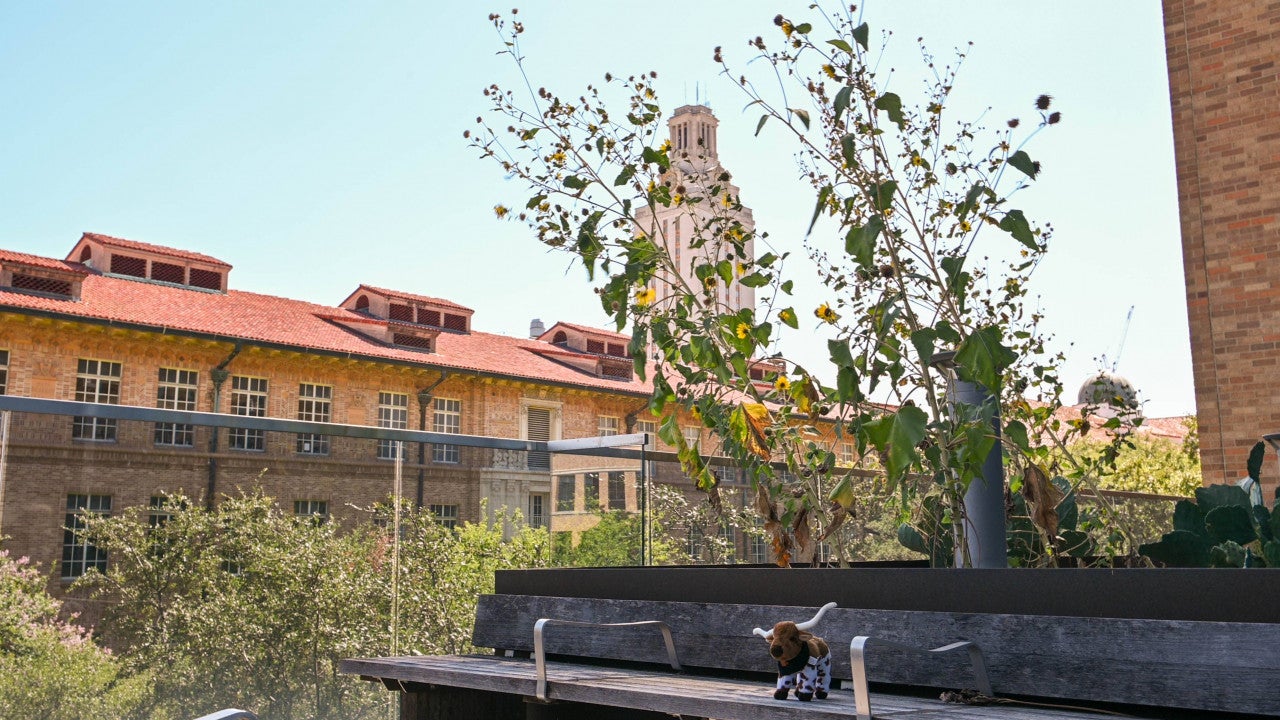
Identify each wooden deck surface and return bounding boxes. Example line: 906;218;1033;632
341;654;1129;720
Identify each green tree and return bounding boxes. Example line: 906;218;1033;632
475;4;1072;566
74;492;551;719
0;545;149;719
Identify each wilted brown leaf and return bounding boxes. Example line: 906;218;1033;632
1021;463;1061;539
741;402;772;459
793;506;812;554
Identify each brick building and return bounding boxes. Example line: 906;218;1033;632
1164;0;1280;495
0;231;721;586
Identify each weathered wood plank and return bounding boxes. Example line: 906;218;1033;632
342;655;1106;720
471;594;1280;716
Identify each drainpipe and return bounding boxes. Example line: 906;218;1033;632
415;372;450;508
206;342;242;510
931;351;1007;569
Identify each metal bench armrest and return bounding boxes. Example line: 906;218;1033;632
533;618;681;701
849;636;992;720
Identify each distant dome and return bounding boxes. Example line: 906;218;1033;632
1077;371;1141;415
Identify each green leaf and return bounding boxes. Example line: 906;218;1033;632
954;325;1016;391
1140;530;1212;567
833;86;853;124
852;22;869;50
780;279;794;295
909;328;937;367
864;405;928;480
1006;150;1038;179
755;114;769;137
957;183;985;219
791;108;811;130
827;38;853;53
1195;484;1252;513
1172;500;1207;537
526;194;547;210
808;185;832;237
563;175;588;190
869;181;897;212
520;128;540;141
828;339;855;368
1205;505;1257;546
836;366;859;402
614;165;636;187
1248;441;1265;483
840;133;858;167
1004;420;1030;453
999;210;1039;251
642;145;670;171
873;92;905;128
778;307;798;329
716;260;733;286
794;22;812;34
843;216;883;270
739;272;770;288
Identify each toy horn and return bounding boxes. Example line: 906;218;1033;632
752;602;837;639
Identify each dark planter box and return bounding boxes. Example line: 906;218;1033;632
496;564;1280;623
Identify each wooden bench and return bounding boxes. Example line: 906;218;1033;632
341;593;1280;719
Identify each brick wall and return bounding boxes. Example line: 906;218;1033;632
1164;0;1280;497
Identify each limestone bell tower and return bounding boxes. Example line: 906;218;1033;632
636;104;756;315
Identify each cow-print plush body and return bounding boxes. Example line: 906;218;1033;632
772;641;831;701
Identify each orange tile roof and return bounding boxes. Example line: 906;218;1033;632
0;249;90;275
542;321;632;342
0;246;651;396
353;284;474;313
76;232;232;268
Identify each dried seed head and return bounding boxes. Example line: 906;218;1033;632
1007;118;1020;128
1048;111;1062;125
1035;94;1052;110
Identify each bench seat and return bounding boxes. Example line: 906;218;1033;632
343;654;1100;720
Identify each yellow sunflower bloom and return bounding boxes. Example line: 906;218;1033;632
634;287;656;307
774;375;791;391
815;303;840;324
735;322;751;339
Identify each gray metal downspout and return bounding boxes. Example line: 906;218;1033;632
414;372;449;508
206;342;242;510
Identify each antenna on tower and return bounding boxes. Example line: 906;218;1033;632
695;82;700;105
1101;305;1136;373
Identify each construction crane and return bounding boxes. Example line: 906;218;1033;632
1101;305;1135;373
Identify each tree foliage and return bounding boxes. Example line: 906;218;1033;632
73;492;550;719
0;546;149;719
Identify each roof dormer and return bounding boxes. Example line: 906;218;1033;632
69;232;231;293
0;249;89;300
340;285;474;333
533;321;634;380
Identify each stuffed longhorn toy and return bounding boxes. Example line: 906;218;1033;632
753;602;836;701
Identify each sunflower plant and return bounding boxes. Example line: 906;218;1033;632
473;5;1085;567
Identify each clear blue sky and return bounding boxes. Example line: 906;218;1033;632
0;1;1193;417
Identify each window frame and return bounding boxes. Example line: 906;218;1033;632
428;504;458;529
377;391;409;461
72;358;122;442
607;471;627;511
432;397;461;463
62;494;111;579
555;474;576;512
295;383;333;455
154;367;198;447
228;375;268;451
597;415;620;437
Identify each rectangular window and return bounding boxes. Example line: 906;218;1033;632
296;383;332;455
556;474;576;512
0;349;8;395
294;500;328;523
528;494;546;529
428;504;458;529
583;472;600;509
838;442;856;466
62;494;110;578
228;376;268;451
607;471;626;511
154;368;198;446
688;525;704;561
72;359;121;441
432;397;461;463
377;391;409;460
682;427;700;449
750;532;768;564
597;415;619;437
147;495;186;528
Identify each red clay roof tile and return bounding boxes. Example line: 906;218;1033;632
76;232;232;267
